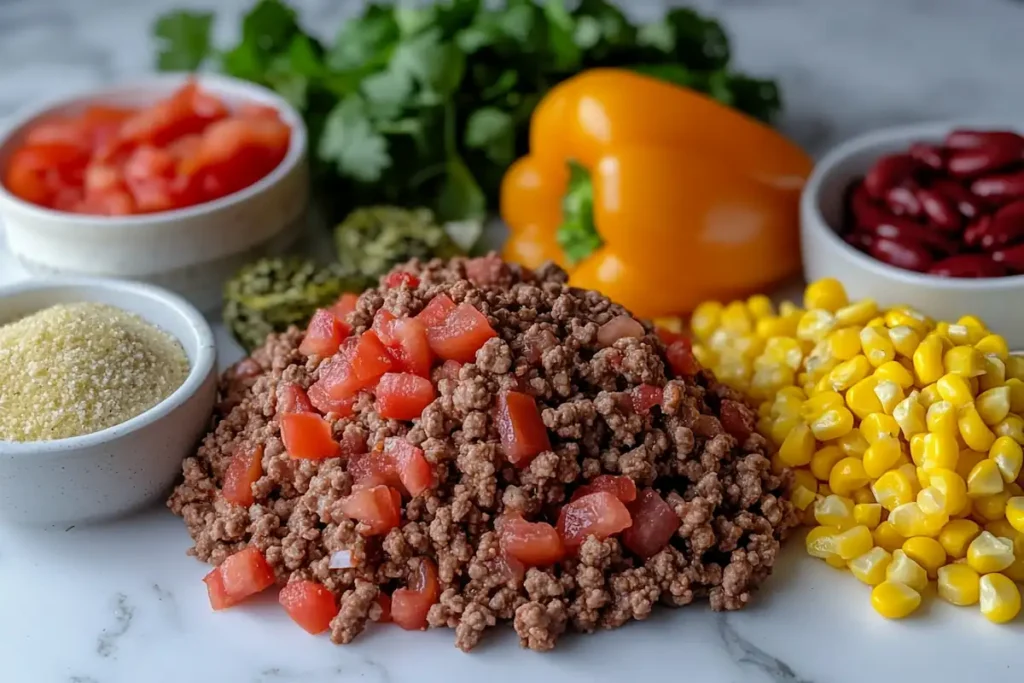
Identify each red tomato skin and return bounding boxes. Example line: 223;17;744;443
280;412;341;460
383;272;420;289
570;475;637;504
391;558;441;631
375;593;393;623
307;382;356;418
371;309;398;345
622;489;680;558
330;293;360;322
496;514;565;567
222;444;264;507
4;143;88;205
384;437;434;496
320;332;395;401
205;546;276;610
415;294;457;328
375;372;436;421
300;308;351;358
496;391;552;466
631;384;663;415
665;341;701;376
278;383;315;415
339;485;402;536
425;303;498;363
279;580;339;635
556;492;633;549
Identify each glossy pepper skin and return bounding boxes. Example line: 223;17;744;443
500;68;813;319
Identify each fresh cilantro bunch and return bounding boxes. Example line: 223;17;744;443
153;0;782;224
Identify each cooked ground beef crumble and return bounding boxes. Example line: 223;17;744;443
168;255;800;652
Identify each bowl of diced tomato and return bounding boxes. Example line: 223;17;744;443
0;74;308;311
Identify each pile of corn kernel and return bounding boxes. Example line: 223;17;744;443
685;279;1024;622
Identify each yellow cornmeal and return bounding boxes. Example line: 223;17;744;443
0;302;190;442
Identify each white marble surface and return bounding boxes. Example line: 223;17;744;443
3;0;1024;681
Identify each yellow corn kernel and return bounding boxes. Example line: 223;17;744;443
849;547;892;586
836;429;870;458
715;356;753;389
863;436;903;479
995;415;1024;445
691;301;723;340
937;563;981;606
791;468;818;494
959;404;996;452
832;525;874;560
779;300;803;319
797;309;836;343
871;580;922;619
778;421;815;467
926;468;968;516
804;278;847;312
790;485;817;511
873;379;906;415
957;313;988;332
756;316;795;340
975;333;1010;361
827;327;863;361
888;325;921;359
853;502;882;529
762;337;804;371
925;400;958;438
936;373;974;407
770;388;804;418
975;491;1012;522
921;432;960;472
956;449;987;482
814;494;856;529
845;377;883;420
902;536;947;577
873;469;916;512
1006;497;1024;534
873;360;915;389
853;486;877;505
757;415;774;440
749;366;796;401
893;393;927;439
872;520;906;553
805;525;840;559
812;374;833;396
967;531;1015;573
858;326;893;368
967;459;1005;498
916;465;931;489
898;463;922;489
985;519;1019;540
861;413;901;444
917;486;948;517
824;554;849;569
913;336;946;386
979;573;1021;623
719;301;753;336
944;345;986;378
758;401;772;419
929;329;955;354
976;387;1012;427
830;457;871;497
829;355;871;392
939;519;982;558
989;436;1023;484
889;502;947;538
1006;354;1024;381
918;382;942;409
769;414;802;448
692;344;717;368
886;549;929;590
885;307;928;332
834;299;877;327
909;433;927;465
809;446;844;482
979;356;1007;393
801;391;845;421
746;294;774;321
1005;379;1024;414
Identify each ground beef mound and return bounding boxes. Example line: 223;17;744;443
168;255;800;652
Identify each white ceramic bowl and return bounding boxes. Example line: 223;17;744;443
801;121;1024;347
0;74;309;313
0;278;217;526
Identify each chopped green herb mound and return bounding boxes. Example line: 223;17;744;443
223;257;358;352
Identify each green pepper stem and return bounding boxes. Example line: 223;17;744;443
556;161;603;265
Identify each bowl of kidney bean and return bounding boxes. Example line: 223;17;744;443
801;123;1024;346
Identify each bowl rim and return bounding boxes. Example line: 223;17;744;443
0;72;308;226
802;119;1024;290
0;277;217;458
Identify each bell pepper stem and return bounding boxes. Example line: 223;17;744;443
556;161;603;265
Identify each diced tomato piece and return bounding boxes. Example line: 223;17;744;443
383;271;420;289
631;384;663;415
178;115;290;198
306;381;356;418
375;373;436;421
233;357;263;380
319;332;394;401
556;492;633;549
435;360;463;382
23;117;93;151
391;558;440;631
622;489;679;558
300;308;351;358
222;444;264;507
655;327;691;348
570;475;637;504
119;81;228;148
597;314;645;347
426;303;498;363
385;318;433;377
371;309;398;345
464;256;504;285
496;513;565;567
121;144;179;213
279;580;339;635
278;383;315;414
384;437;434;496
415;294;456;328
203;546;276;610
280;412;340;460
665;340;701;376
3;144;82;205
496;391;551;467
237;103;283;121
330;293;360;322
83;161;125;194
719;399;755;441
375;593;392;623
74;189;135;215
338;485;402;536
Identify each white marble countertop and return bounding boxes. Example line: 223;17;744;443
3;0;1024;681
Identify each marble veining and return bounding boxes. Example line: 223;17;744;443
96;593;136;658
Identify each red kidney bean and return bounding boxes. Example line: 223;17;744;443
844;230;875;250
991;243;1024;271
980;199;1024;250
931;179;983;219
916;188;962;232
870;237;933;272
861;213;958;254
908;142;945;170
963;215;992;248
970;169;1024;202
884;184;923;218
944;129;1024;153
864;154;919;198
947;145;1022;178
928;254;1007;278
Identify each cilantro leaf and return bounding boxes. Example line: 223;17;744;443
639;8;730;70
465;108;515;166
391;28;466;97
361;67;414;120
326;4;398;72
543;0;581;70
437;155;486;222
318;98;391;183
557;161;601;265
153;11;213;71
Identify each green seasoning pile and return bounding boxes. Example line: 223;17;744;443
0;303;190;442
153;0;781;223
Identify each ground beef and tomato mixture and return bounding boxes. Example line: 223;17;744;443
168;255;799;651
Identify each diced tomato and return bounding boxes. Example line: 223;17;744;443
237;103;283;121
319;332;394;401
556;492;633;549
203;546;276;610
415;294;456;328
3;143;89;206
375;593;393;623
665;340;701;376
597;314;645;347
496;391;552;467
306;381;356;418
120;144;179;213
375;372;436;421
464;256;504;285
119;81;228;149
371;309;398;345
426;303;498;363
631;384;663;415
570;475;637;504
330;293;360;322
280;412;341;460
719;399;755;441
74;188;135;215
496;513;565;567
338;485;402;536
279;580;339;635
383;271;420;289
23;117;92;150
385;318;432;377
222;443;264;507
278;383;315;415
300;308;351;358
391;558;440;631
436;360;462;382
178;115;290;198
655;327;691;348
385;437;434;496
233;357;263;380
621;489;679;558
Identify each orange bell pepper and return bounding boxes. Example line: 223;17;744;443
500;68;813;319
